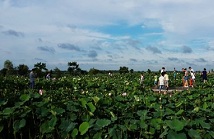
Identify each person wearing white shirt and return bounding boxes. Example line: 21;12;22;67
164;72;169;91
158;72;165;93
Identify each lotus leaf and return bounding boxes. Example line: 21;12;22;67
20;94;30;102
96;119;111;128
188;128;201;139
71;128;78;137
87;102;96;113
40;116;57;134
166;119;185;131
13;119;26;132
167;130;187;139
3;107;14;116
92;96;100;104
79;121;89;135
93;132;102;139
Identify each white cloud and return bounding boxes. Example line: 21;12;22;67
1;0;214;71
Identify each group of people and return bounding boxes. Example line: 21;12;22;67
139;66;209;94
182;67;208;87
158;67;169;94
29;69;51;89
182;67;195;87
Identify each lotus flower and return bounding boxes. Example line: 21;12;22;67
39;89;43;95
122;92;127;96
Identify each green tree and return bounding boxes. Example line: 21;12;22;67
34;62;47;78
0;68;7;77
88;68;99;75
147;69;151;74
68;61;81;75
17;64;29;76
34;62;47;71
54;67;62;78
3;60;14;75
130;69;134;73
4;60;13;70
119;66;129;74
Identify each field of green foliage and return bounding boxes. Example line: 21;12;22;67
0;72;214;139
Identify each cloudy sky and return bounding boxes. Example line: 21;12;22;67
1;0;214;71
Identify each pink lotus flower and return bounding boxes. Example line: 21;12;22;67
39;89;43;95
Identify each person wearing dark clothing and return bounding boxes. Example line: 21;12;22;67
29;69;36;88
202;68;207;83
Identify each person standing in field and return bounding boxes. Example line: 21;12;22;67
29;69;36;89
140;73;144;87
46;72;51;80
164;71;169;91
189;67;194;73
182;68;185;87
183;68;189;87
173;68;177;81
161;67;165;73
189;71;195;87
202;68;207;83
158;72;165;93
154;73;158;88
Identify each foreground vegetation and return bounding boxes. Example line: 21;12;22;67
0;72;214;139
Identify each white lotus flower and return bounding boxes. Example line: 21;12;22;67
122;92;127;96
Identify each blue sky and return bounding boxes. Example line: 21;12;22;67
0;0;214;71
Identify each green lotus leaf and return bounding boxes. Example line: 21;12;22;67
108;126;117;137
13;119;26;132
165;108;175;115
175;101;183;107
193;107;200;112
39;107;50;117
175;109;184;116
0;123;3;132
209;131;214;138
66;122;76;132
188;128;201;139
59;118;76;133
49;116;57;128
3;107;14;116
80;98;87;108
52;107;65;115
14;101;25;107
40;116;57;134
199;121;210;129
72;128;78;138
79;122;89;135
137;110;149;120
96;119;111;128
20;94;30;102
87;102;96;113
32;92;41;98
167;130;187;139
0;100;7;106
159;128;168;138
203;102;208;109
166;119;185;131
150;118;162;130
139;120;148;129
92;96;100;104
93;132;102;139
40;122;50;134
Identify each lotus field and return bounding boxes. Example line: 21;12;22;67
0;72;214;139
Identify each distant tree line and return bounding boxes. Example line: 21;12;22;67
0;60;136;78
